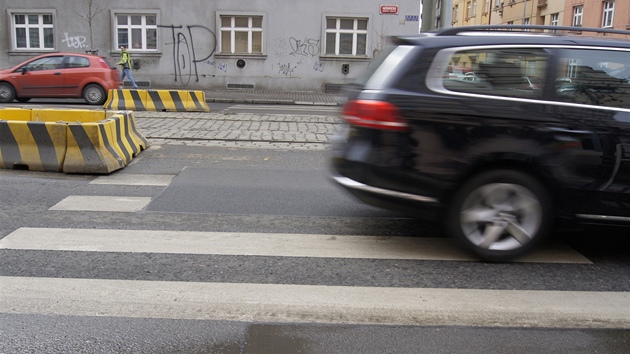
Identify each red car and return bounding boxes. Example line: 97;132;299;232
0;52;121;105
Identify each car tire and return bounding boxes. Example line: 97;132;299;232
83;84;106;105
446;170;553;262
16;97;31;103
0;82;16;103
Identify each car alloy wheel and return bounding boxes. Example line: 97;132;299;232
0;83;16;103
447;170;552;261
83;84;106;105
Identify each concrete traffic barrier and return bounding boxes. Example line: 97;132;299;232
104;89;210;112
0;108;147;174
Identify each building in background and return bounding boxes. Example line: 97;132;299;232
1;0;421;91
564;0;629;37
425;0;628;38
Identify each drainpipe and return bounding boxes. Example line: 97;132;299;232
421;0;434;32
444;0;453;28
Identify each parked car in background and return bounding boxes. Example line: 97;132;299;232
330;25;630;261
0;52;121;105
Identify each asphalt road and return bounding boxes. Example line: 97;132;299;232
0;103;629;353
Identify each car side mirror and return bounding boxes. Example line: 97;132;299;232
21;67;29;75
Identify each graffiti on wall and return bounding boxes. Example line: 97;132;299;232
62;32;88;49
156;24;329;85
273;36;326;75
288;37;320;57
159;24;217;85
202;59;228;73
277;62;297;77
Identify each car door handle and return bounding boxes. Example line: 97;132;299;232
54;72;62;75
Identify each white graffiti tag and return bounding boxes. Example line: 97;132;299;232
62;32;88;49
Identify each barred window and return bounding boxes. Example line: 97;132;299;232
325;17;368;56
220;15;263;54
116;13;158;51
12;13;55;50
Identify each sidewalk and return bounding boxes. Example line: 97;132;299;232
202;89;347;106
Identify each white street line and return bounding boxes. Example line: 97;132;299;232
48;196;151;212
1;276;627;328
0;227;592;264
90;174;175;186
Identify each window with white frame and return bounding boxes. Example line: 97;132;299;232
115;13;158;51
325;17;368;56
11;12;55;50
467;1;472;18
573;6;583;27
219;15;263;54
472;0;477;17
551;13;559;33
602;1;615;28
484;0;490;13
453;5;459;22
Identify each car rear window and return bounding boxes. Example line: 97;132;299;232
66;56;90;68
362;45;415;90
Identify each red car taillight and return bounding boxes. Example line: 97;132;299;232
341;100;409;132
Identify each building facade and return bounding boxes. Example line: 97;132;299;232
428;0;628;38
564;0;629;34
1;0;421;91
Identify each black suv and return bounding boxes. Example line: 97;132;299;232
330;25;630;261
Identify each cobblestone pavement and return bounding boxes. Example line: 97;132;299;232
134;111;343;151
202;89;346;106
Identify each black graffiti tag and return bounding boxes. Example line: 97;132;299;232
289;37;320;57
159;24;217;85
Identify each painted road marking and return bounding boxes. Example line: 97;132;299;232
48;196;151;212
0;227;592;264
1;276;627;328
90;174;175;186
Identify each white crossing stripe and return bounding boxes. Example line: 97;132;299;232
0;227;592;264
2;276;628;328
48;196;151;212
90;174;175;186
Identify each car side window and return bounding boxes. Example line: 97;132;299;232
24;56;64;71
440;48;548;99
556;49;630;109
65;56;90;68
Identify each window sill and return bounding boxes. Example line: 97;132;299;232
319;55;372;61
214;54;267;60
9;50;57;55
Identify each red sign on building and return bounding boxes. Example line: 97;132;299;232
380;5;399;14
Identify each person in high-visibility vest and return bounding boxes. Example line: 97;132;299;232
117;45;138;89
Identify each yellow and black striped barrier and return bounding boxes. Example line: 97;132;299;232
104;89;210;112
0;108;148;174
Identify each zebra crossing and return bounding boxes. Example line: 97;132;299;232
1;173;629;330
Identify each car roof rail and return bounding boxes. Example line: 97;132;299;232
436;25;630;37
